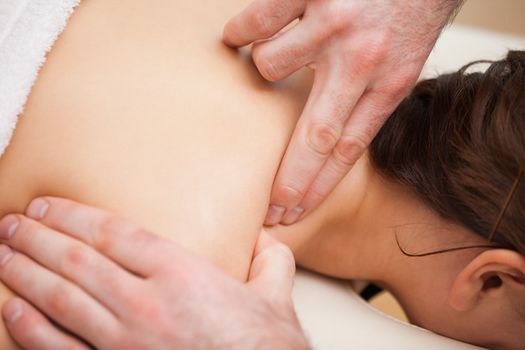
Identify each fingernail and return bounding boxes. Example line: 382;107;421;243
281;207;305;225
0;215;18;240
3;299;23;324
26;198;49;220
265;205;286;226
0;245;13;267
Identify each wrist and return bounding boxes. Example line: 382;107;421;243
433;0;465;22
450;0;466;22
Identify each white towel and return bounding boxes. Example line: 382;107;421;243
0;0;81;157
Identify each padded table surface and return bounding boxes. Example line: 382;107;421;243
293;269;483;349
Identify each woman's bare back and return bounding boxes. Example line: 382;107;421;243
0;0;312;346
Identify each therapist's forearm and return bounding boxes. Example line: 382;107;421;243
445;0;465;22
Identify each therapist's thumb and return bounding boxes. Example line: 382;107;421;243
248;232;296;303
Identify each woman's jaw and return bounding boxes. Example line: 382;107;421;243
267;153;525;349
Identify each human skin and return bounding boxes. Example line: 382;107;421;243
0;199;308;350
0;0;523;349
0;0;310;347
2;159;525;349
0;0;313;277
223;0;462;226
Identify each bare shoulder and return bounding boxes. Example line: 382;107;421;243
0;0;312;280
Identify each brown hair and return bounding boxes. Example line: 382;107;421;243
370;50;525;255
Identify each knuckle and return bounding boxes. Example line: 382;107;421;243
48;283;74;315
333;135;367;167
364;33;390;60
306;122;341;157
303;185;326;207
98;215;126;236
128;295;160;320
60;244;90;275
273;184;304;205
372;72;418;106
389;71;418;98
253;42;308;82
95;216;131;252
250;11;273;37
347;35;390;78
353;45;387;75
367;47;388;69
328;3;356;33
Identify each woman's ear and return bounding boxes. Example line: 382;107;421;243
448;249;525;312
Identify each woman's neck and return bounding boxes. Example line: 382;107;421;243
268;156;507;341
267;154;438;287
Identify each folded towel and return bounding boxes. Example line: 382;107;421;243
0;0;81;157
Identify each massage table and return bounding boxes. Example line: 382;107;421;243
294;270;483;349
292;23;525;350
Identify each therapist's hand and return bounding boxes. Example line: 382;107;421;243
0;197;309;350
224;0;460;225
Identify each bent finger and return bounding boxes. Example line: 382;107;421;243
297;92;396;218
3;298;92;350
0;246;119;347
223;0;306;47
251;21;319;82
266;67;368;225
24;197;174;276
0;214;140;309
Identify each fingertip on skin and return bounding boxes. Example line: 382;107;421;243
273;242;295;269
264;205;286;226
0;244;14;267
2;298;24;325
222;14;250;48
221;21;238;48
256;232;294;264
26;198;50;221
3;297;92;350
0;215;19;240
280;207;305;226
253;231;276;256
250;240;296;296
268;184;304;222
